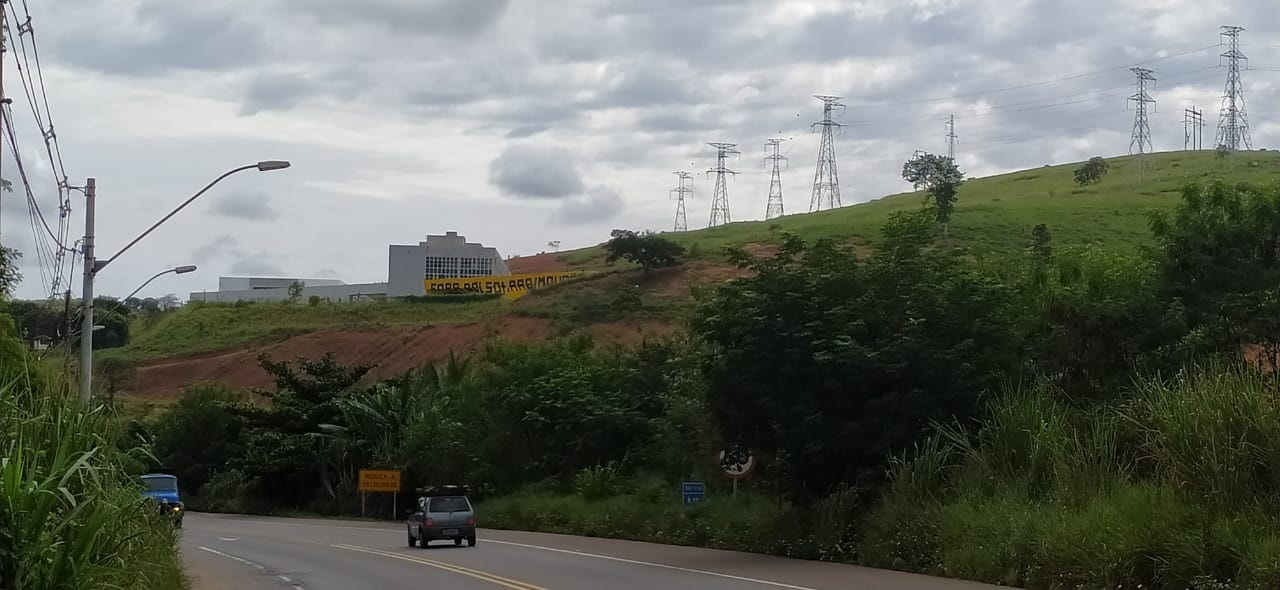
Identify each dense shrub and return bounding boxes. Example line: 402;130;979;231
861;363;1280;589
0;312;186;589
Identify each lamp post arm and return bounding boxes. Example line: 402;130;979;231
119;269;173;308
94;164;257;274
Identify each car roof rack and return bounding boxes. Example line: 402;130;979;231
415;484;470;497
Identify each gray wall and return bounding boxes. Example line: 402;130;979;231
218;277;344;291
190;282;389;303
387;231;510;297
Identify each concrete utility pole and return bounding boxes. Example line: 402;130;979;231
0;0;8;250
78;178;95;405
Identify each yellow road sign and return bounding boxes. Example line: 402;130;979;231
358;469;401;492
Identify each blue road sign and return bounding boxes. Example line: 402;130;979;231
682;482;705;506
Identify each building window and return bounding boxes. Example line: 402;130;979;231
424;255;496;280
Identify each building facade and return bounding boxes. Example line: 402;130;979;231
387;231;510;297
189;231;509;303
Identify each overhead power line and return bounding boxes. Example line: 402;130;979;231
852;44;1221;110
6;0;75;296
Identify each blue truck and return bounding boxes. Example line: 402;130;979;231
140;472;184;528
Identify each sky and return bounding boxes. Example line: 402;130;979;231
1;0;1278;300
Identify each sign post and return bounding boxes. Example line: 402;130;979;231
358;469;402;519
681;482;705;506
718;448;756;498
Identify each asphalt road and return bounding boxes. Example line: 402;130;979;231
182;513;1004;590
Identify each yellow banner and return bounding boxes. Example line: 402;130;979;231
423;272;579;300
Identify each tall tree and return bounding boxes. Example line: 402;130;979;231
0;246;22;300
901;153;965;233
604;230;686;273
693;211;1019;498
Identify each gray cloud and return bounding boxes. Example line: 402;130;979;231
191;235;240;264
294;0;511;35
241;74;321;116
54;1;265;76
229;256;286;277
489;144;585;199
506;124;550;139
211;191;279;221
558;186;625;225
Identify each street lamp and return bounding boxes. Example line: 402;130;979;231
85;264;199;322
79;161;290;405
121;265;198;304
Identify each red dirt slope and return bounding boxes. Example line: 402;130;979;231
507;252;570;274
132;317;678;399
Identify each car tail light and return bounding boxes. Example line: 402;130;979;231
424;518;434;528
467;517;476;526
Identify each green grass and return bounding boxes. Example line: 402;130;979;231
113;297;503;361
613;151;1280;263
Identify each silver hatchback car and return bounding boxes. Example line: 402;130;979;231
407;488;477;548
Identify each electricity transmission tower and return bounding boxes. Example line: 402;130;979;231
1215;25;1251;151
670;171;693;232
764;138;787;220
1184;107;1205;150
1128;67;1156;155
946;115;958;161
810;95;845;212
706;143;738;228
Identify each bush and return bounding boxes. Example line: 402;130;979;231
0;318;186;589
575;463;625;501
862;363;1280;589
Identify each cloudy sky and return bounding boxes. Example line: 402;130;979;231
1;0;1277;300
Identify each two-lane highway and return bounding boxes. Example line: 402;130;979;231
182;513;1001;590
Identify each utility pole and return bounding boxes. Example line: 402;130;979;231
78;178;95;406
810;95;845;212
1128;67;1156;181
1216;25;1251;151
0;0;7;251
945;114;957;161
764;138;787;220
1184;106;1205;150
670;170;692;232
706;143;738;228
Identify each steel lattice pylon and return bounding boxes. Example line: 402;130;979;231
706;142;738;228
1215;25;1252;151
810;95;845;212
764;138;787;220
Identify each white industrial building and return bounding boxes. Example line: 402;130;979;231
189;232;511;303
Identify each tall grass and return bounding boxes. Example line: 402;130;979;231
863;361;1280;589
0;334;186;589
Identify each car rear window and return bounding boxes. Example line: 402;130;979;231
428;497;470;512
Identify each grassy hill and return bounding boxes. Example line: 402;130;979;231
113;150;1280;365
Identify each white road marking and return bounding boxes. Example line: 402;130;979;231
482;539;820;590
194;516;817;588
197;546;303;589
217;537;239;541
